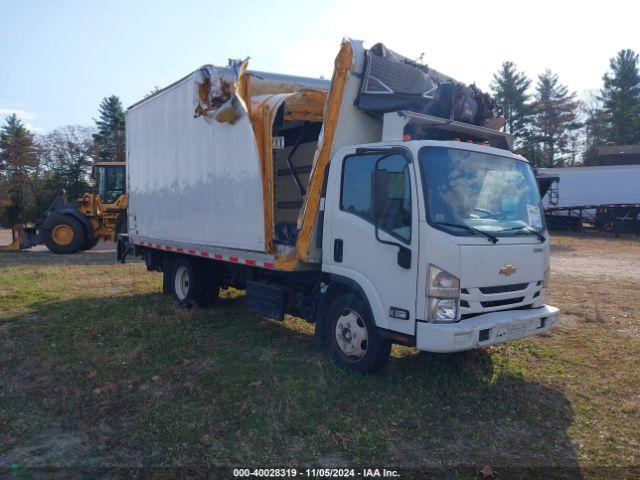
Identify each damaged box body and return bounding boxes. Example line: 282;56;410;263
124;38;558;373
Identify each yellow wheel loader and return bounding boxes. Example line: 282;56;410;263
0;162;127;254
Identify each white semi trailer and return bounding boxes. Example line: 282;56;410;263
121;39;559;373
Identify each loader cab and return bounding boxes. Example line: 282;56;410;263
94;162;126;205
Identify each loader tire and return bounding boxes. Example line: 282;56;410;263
44;215;85;254
81;236;100;251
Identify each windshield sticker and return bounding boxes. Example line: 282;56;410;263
527;205;542;229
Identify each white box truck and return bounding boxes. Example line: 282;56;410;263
121;39;559;373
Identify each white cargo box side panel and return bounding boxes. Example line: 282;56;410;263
541;165;640;208
126;74;266;252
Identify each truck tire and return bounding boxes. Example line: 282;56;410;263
81;236;100;251
171;257;200;308
325;293;391;374
44;215;85;254
192;262;220;307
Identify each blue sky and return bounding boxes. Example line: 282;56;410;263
1;0;639;132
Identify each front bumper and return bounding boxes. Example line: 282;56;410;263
416;305;559;353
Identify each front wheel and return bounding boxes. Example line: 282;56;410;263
326;294;391;374
44;215;85;254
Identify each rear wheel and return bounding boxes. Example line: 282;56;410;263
171;257;197;307
193;262;220;307
44;216;85;254
170;256;216;308
325;293;391;374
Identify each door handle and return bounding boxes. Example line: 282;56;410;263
334;238;343;262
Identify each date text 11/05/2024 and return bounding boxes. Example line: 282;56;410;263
232;468;400;478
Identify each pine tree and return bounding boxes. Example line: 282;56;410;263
491;61;533;144
532;70;581;167
600;49;640;145
92;95;125;163
0;114;37;223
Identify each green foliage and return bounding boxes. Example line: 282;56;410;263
92;95;125;163
599;49;640;145
491;61;533;145
0;114;37;224
532;70;582;167
36;126;94;207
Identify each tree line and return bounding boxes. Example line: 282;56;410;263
492;49;640;167
0;96;125;225
2;48;640;224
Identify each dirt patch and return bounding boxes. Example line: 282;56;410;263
550;233;640;281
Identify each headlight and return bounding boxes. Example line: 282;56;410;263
428;265;460;298
429;298;458;322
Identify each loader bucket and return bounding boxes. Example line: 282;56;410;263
0;225;25;251
0;224;38;251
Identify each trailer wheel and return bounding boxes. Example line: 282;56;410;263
325;293;391;374
44;215;85;254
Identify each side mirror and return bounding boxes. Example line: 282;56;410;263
371;169;390;218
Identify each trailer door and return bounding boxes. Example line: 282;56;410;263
323;148;419;337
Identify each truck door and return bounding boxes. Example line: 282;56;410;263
323;148;418;336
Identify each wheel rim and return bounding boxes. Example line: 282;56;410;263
174;266;190;300
52;224;74;246
335;309;368;361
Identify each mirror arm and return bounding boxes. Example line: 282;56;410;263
374;219;411;269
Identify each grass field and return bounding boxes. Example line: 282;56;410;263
0;234;638;478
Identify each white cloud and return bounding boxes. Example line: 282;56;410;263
0;107;41;132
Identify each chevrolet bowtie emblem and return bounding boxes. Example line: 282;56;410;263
499;265;517;276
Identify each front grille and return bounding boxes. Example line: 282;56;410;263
481;297;525;308
479;283;528;294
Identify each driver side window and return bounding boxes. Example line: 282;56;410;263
340;153;411;243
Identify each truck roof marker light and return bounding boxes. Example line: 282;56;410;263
402;134;412;141
245;259;256;266
200;251;209;257
264;262;274;269
214;253;223;260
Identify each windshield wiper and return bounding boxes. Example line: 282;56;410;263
498;225;546;242
435;222;498;244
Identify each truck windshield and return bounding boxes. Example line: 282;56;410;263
418;146;543;237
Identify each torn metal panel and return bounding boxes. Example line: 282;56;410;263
356;43;502;128
283;89;327;122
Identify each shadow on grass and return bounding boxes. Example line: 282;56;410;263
0;292;581;477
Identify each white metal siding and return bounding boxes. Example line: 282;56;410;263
126;72;266;252
540;165;640;208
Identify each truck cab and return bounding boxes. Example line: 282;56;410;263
321;138;558;365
